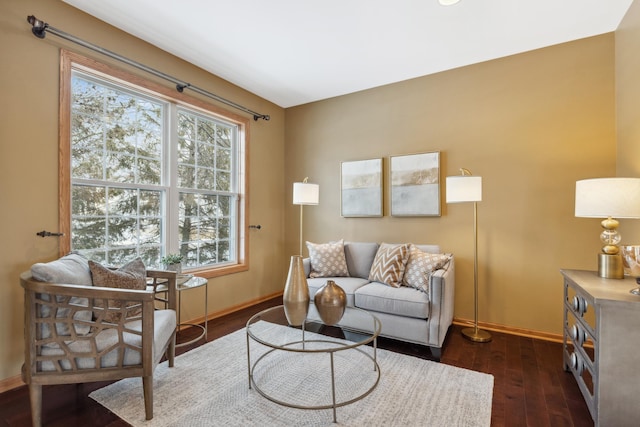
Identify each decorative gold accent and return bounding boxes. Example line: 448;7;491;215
598;253;623;279
282;255;310;326
600;217;621;255
314;280;347;326
461;327;492;343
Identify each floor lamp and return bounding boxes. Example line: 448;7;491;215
446;169;491;343
293;177;319;256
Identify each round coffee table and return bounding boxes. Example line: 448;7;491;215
246;305;381;423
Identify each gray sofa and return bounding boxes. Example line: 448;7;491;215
304;242;454;360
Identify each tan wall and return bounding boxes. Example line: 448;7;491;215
0;0;286;382
285;35;617;336
617;1;640;240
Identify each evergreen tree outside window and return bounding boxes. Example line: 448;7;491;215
60;50;248;276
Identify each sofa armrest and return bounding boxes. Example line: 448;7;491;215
303;258;311;278
427;257;455;348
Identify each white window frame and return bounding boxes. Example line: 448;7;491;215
59;50;249;278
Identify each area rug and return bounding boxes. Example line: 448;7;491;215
90;322;493;426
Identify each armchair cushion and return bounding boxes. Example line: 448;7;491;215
30;253;92;285
89;258;147;322
39;309;176;371
30;253;93;340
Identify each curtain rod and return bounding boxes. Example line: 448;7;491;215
27;15;270;121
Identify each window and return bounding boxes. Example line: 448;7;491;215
60;50;248;277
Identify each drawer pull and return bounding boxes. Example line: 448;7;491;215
570;352;584;375
572;295;588;316
571;324;588;345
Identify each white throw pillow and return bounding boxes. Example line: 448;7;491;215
306;240;350;278
404;244;452;295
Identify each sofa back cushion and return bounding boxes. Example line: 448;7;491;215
413;244;441;254
344;242;380;279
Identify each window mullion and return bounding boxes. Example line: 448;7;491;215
165;103;180;256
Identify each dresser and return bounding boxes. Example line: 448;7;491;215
561;269;640;426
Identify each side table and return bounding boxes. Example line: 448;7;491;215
153;275;209;347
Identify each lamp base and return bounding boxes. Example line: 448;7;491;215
461;327;492;343
598;253;623;279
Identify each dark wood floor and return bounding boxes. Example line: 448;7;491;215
1;297;592;427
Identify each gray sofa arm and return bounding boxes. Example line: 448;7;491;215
427;257;455;348
303;258;311;278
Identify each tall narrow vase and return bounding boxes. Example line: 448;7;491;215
283;255;310;326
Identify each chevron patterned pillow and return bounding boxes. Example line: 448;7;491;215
368;243;410;287
404;244;452;295
306;240;350;278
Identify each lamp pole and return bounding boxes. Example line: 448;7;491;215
461;199;491;342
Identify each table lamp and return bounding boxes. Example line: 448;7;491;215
575;178;640;279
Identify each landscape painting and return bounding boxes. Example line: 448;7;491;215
390;152;440;216
341;158;383;217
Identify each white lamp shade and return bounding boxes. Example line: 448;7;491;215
446;176;482;203
575;178;640;218
293;182;319;205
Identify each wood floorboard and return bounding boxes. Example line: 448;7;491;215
0;296;593;426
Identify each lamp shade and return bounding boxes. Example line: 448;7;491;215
293;182;319;205
446;176;482;203
575;178;640;218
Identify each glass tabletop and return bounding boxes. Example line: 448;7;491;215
150;274;207;292
246;305;380;352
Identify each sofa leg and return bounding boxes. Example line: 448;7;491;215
143;375;153;420
430;346;442;362
28;383;42;427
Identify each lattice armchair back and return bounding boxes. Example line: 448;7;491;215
20;268;178;427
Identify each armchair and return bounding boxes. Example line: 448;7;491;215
20;269;178;427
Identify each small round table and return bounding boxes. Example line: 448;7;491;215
154;275;208;347
246;305;381;423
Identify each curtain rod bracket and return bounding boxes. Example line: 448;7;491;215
26;14;270;121
27;15;47;39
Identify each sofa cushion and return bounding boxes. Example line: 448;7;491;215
404;244;452;295
355;281;430;319
306;240;349;278
307;277;369;307
368;243;410;287
344;242;379;279
30;253;93;341
89;258;147;323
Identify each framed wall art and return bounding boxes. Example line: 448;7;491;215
340;158;383;217
390;151;440;216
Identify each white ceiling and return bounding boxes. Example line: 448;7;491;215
62;0;634;108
